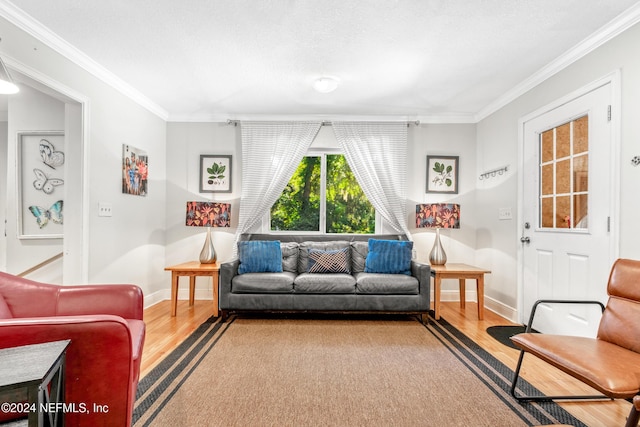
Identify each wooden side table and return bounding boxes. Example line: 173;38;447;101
0;340;70;427
165;261;220;317
430;263;491;321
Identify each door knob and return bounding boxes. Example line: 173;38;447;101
520;236;531;244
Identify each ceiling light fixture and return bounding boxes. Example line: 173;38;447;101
313;76;339;93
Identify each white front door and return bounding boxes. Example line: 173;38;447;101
519;81;617;336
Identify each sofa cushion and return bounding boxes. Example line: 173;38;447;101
365;239;412;275
294;273;356;294
281;242;299;273
238;240;283;274
308;248;351;274
0;294;12;318
232;272;296;293
355;272;419;294
298;241;350;273
350;241;368;273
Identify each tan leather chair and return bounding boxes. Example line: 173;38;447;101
510;258;640;427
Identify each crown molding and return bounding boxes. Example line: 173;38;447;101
475;2;640;122
167;113;422;123
415;114;476;124
0;0;169;120
3;55;88;105
167;112;477;124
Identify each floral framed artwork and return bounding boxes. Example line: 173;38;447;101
17;131;65;239
426;155;459;194
200;155;232;193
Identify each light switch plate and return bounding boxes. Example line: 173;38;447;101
498;207;512;220
98;202;113;217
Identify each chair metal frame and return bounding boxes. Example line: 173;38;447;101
509;299;607;402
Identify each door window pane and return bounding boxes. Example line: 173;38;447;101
539;115;589;230
556;195;571;229
573;194;588;228
555;123;571;158
573;155;588;191
541;164;554;196
541;198;554;228
556;159;571;194
541;130;554;163
573;116;589;154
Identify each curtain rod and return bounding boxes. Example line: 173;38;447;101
226;120;420;127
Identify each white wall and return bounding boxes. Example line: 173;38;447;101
476;21;640;320
409;124;478;297
163;122;240;303
0;16;167;300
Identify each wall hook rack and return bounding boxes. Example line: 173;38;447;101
479;165;509;180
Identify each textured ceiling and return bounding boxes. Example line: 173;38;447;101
4;0;640;121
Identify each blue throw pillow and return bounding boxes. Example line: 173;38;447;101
238;240;283;274
364;239;413;275
308;248;351;274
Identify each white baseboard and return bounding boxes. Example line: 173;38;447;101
484;297;519;323
144;288;214;309
435;290;518;323
143;290;167;309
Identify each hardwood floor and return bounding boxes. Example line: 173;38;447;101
140;300;214;378
141;300;631;426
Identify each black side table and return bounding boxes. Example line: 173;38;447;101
0;340;71;427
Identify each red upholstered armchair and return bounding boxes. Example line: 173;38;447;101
0;271;145;427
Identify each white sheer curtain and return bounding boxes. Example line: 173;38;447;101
332;122;411;238
235;121;322;253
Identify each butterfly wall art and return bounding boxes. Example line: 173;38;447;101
33;168;64;194
29;200;63;229
39;138;65;169
17;131;65;239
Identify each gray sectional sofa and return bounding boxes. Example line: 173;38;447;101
219;233;431;321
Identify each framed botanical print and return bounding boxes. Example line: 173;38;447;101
200;155;232;193
426;155;459;194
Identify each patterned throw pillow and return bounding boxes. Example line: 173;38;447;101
298;241;350;273
307;248;351;274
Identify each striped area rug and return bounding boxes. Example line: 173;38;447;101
133;314;585;427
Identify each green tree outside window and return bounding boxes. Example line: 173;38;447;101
270;154;374;233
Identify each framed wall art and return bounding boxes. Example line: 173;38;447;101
426;155;459;194
200;155;232;193
17;131;65;239
122;144;149;196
